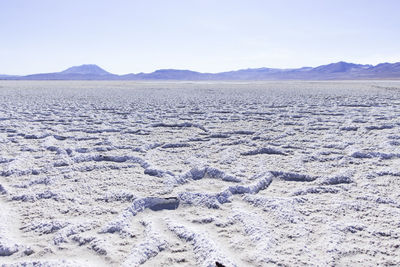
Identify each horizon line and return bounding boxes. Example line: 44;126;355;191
2;60;400;76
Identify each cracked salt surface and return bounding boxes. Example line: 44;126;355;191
1;80;400;266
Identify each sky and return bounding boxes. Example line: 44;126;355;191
1;0;400;75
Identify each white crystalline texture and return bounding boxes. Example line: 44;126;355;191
151;122;208;132
161;143;190;149
0;243;19;257
101;197;180;234
167;221;236;267
320;171;354;185
0;81;400;266
241;147;286;156
180;166;242;183
0;204;20;257
0;184;6;194
178;171;272;208
292;186;340;196
270;171;317;182
123;221;168;266
351;151;400;159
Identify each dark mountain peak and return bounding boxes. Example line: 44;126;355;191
313;61;372;73
372;62;400;72
61;64;110;75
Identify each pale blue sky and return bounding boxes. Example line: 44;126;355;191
1;0;399;75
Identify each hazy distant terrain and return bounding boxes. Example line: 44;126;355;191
1;81;400;266
2;62;400;80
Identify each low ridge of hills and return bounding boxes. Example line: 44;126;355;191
2;62;400;80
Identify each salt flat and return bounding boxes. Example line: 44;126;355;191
0;80;399;266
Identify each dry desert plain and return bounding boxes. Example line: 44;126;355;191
0;80;400;266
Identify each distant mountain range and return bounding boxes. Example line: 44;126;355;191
1;62;400;80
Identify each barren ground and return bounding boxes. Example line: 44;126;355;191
0;81;400;266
